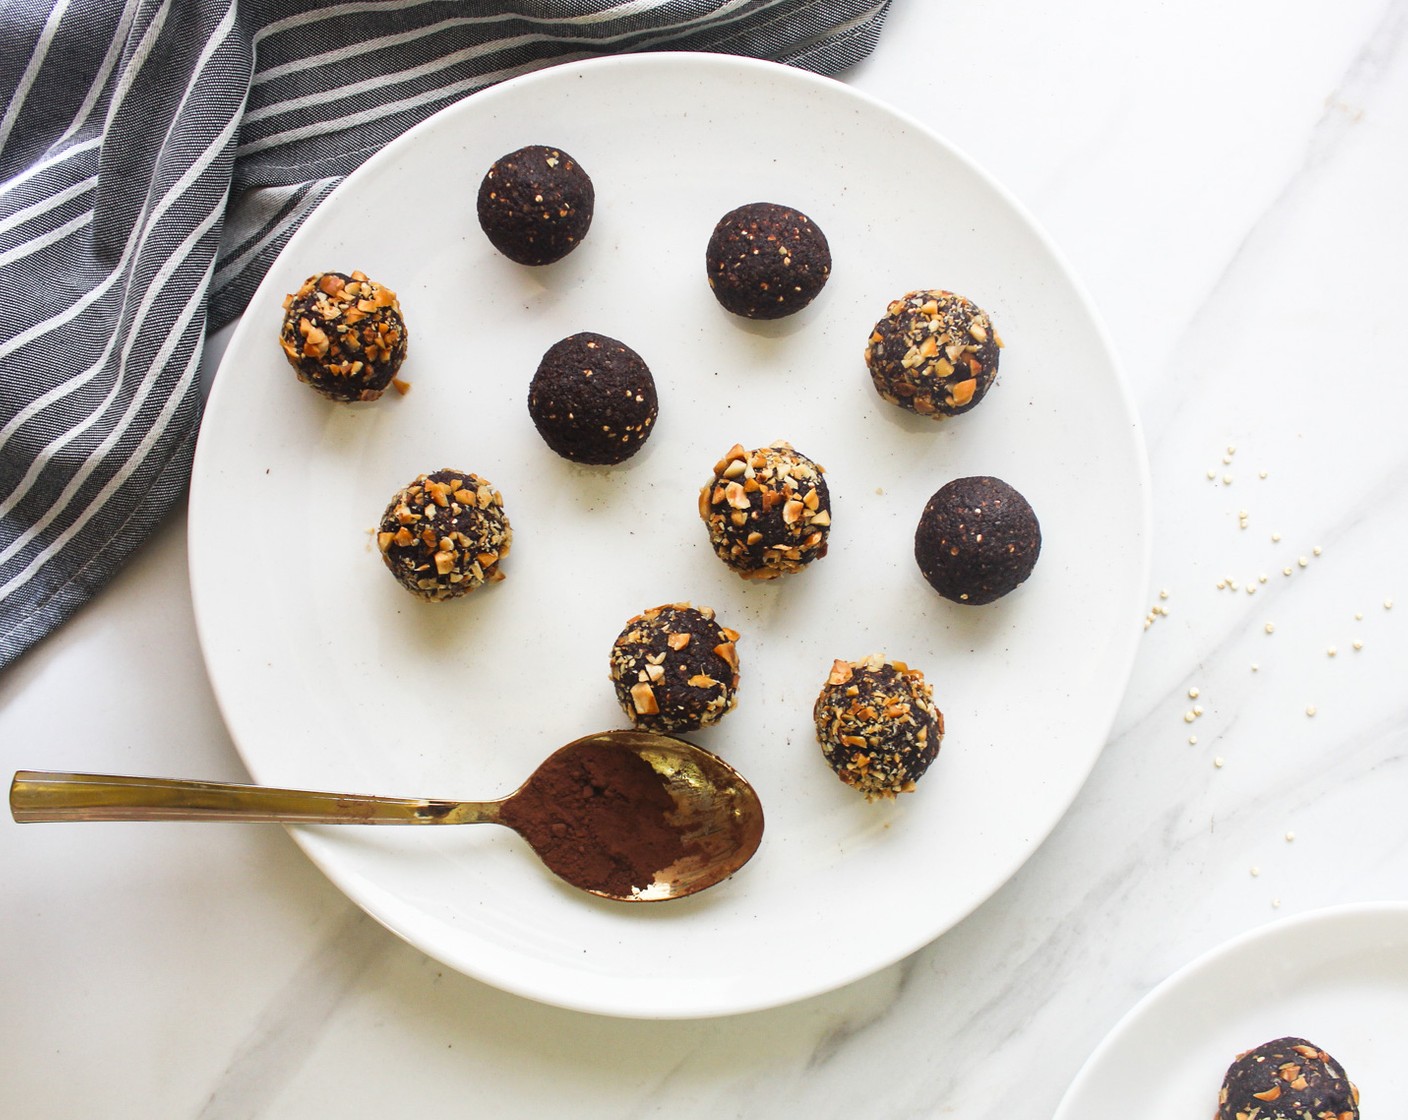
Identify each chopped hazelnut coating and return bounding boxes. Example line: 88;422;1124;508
699;440;831;580
813;654;943;800
376;469;512;601
278;270;408;402
1217;1037;1360;1120
609;603;741;733
864;289;1001;418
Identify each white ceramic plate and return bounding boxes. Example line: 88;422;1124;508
1055;903;1408;1117
189;53;1149;1018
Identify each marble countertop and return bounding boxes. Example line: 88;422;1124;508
4;0;1406;1115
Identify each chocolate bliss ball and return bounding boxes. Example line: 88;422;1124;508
1217;1037;1359;1120
865;290;1001;418
609;603;741;733
705;202;831;319
278;270;408;402
528;332;658;465
476;145;594;265
814;655;944;800
376;470;512;601
914;476;1040;605
699;440;831;580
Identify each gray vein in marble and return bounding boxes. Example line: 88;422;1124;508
1200;706;1406;832
870;873;1144;1117
1306;0;1408;165
195;909;389;1120
874;818;1189;1103
805;954;915;1070
1109;443;1408;746
1145;0;1408;451
1030;625;1408;990
1279;709;1408;823
1096;658;1401;845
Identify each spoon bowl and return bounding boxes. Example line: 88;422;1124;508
10;730;765;902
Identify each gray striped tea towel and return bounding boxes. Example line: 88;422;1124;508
0;0;892;669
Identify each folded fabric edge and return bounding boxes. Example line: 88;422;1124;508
0;424;198;672
0;6;895;671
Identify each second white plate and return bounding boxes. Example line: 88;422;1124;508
1055;903;1408;1117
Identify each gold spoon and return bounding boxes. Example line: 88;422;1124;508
10;730;764;903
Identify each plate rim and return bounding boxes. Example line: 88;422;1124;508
188;50;1153;1019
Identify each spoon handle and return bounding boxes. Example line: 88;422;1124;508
9;771;501;826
